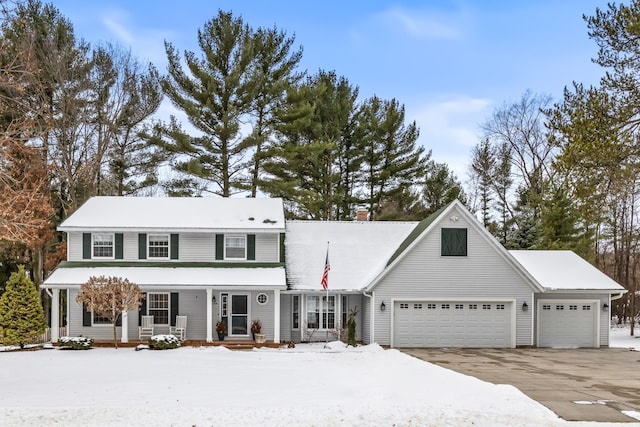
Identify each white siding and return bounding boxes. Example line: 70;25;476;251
67;233;83;261
372;205;534;347
280;294;292;342
123;233;138;260
256;234;278;262
180;234;215;261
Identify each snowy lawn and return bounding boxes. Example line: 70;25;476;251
0;329;638;427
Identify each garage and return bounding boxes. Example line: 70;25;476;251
537;300;598;348
393;301;514;348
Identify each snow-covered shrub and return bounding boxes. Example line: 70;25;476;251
148;334;180;350
58;336;94;350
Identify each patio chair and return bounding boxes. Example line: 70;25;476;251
170;315;187;341
139;315;154;340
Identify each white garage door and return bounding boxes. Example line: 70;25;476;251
538;301;597;348
393;301;513;348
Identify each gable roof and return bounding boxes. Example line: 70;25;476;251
59;197;285;232
510;250;626;292
365;199;544;293
285;220;417;291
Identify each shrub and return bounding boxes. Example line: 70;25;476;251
59;336;94;350
148;334;180;350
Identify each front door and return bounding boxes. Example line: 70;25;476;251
230;294;248;337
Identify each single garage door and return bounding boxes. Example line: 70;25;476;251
393;301;513;348
538;301;598;348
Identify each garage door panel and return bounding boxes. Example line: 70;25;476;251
394;301;512;348
538;302;596;348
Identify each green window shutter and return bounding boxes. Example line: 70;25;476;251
247;234;256;260
116;314;122;326
82;304;91;326
215;234;224;260
170;234;179;259
441;228;467;256
115;233;123;259
138;233;147;259
138;293;147;326
170;292;179;326
279;233;285;263
82;233;92;259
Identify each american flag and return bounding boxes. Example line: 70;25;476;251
321;246;330;290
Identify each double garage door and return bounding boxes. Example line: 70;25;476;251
393;301;513;348
537;300;598;348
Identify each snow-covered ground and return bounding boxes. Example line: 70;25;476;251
0;327;639;427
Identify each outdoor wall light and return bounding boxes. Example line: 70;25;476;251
380;301;386;312
522;302;528;312
212;295;217;304
603;303;609;311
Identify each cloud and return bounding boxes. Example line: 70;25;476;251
407;96;493;179
374;6;465;40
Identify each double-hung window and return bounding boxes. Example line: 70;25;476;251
148;234;169;259
93;233;114;258
148;293;169;325
225;235;246;259
306;295;335;329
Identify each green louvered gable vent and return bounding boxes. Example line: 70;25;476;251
441;228;467;256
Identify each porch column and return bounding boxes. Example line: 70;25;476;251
206;288;213;342
121;310;128;343
51;288;60;342
273;289;280;343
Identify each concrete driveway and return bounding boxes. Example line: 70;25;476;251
402;348;640;423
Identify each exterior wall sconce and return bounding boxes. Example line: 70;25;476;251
603;303;609;311
522;302;528;312
380;301;386;312
212;295;217;304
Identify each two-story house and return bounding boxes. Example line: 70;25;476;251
43;196;627;348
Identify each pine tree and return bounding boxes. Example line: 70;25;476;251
0;266;47;348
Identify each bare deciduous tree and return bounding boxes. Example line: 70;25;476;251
76;276;142;348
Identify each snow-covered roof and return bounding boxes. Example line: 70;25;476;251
509;250;625;292
42;266;286;289
58;197;285;232
285;221;418;291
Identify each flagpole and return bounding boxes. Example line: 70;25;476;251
324;241;329;348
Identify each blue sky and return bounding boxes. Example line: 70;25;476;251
49;0;608;180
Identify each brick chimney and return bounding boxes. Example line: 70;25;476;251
356;210;368;221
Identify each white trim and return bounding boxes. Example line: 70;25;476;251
51;289;60;342
206;288;213;343
390;298;517;349
91;232;115;260
147;292;170;326
228;293;251;337
291;295;300;330
147;233;170;260
273;289;280;343
224;235;247;260
256;293;268;305
536;298;600;348
303;294;336;331
121;310;129;343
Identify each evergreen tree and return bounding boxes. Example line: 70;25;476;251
155;10;301;197
470;138;496;228
492;142;514;245
0;266;47;348
423;160;465;215
358;96;426;220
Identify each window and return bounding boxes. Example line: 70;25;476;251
542;304;551;310
455;304;464;310
469;304;477;310
482;304;491;310
292;295;299;329
441;228;467;256
148;293;169;325
225;235;246;259
427;303;436;309
569;305;577;311
556;305;564;310
496;304;505;310
400;303;409;309
93;234;114;258
148;234;169;258
256;293;268;305
414;303;423;309
582;305;591;311
93;311;111;325
441;304;450;309
306;295;335;329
